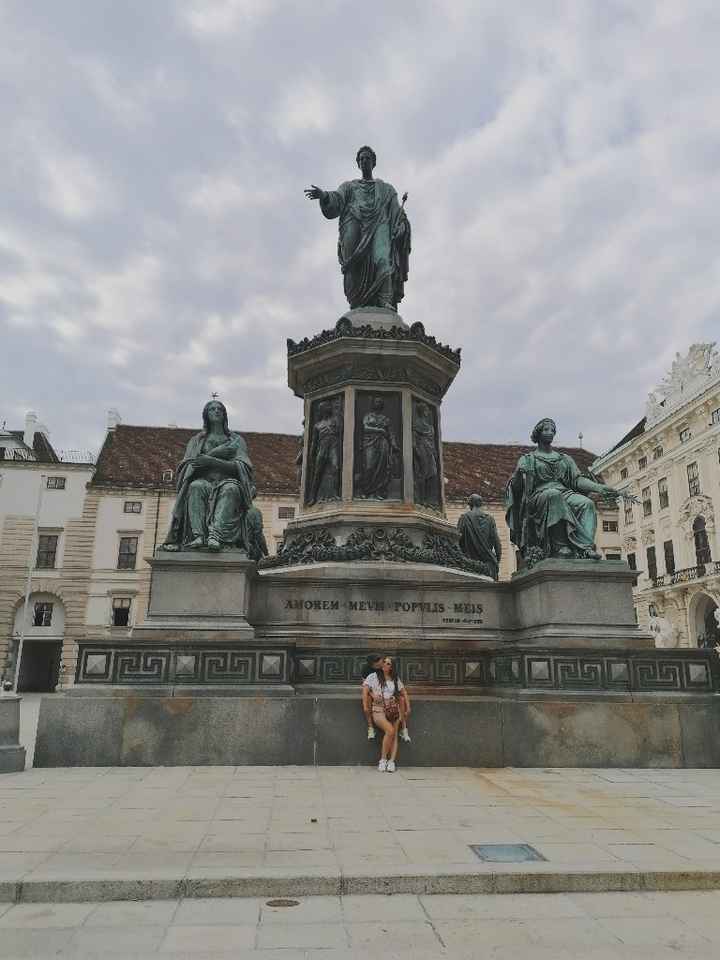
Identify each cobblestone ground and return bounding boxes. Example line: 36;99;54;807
2;891;720;958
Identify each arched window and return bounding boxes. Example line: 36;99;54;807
693;516;711;567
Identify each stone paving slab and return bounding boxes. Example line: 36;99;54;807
1;766;720;903
1;892;720;958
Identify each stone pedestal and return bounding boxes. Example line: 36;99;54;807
0;695;26;773
136;551;256;640
511;559;653;648
285;313;463;558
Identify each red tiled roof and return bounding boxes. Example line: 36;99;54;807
92;425;598;502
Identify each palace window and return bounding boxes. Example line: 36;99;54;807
624;500;634;526
693;516;711;567
278;506;295;520
36;534;58;569
638;456;648;471
33;602;53;627
111;597;132;627
46;476;66;490
123;501;142;514
117;536;138;570
663;540;675;576
627;552;637;570
679;427;692;444
605;553;621;560
641;486;652;517
646;545;657;582
687;461;701;497
602;520;619;533
658;477;669;510
620;467;628;480
653;446;664;460
711;407;720;425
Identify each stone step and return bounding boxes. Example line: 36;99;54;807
4;866;720;905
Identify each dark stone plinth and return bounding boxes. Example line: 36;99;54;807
34;691;720;768
0;695;26;773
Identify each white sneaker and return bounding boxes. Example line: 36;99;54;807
386;760;396;772
378;759;387;772
367;726;376;740
400;727;411;743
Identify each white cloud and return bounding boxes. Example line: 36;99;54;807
1;1;720;457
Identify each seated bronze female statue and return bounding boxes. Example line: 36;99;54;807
162;400;254;553
505;418;620;564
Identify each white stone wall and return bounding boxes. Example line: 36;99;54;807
593;345;720;645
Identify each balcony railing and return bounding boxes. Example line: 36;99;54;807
653;560;720;588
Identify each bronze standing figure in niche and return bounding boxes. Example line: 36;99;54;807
360;396;399;499
412;400;440;506
307;398;342;505
162;400;254;553
505;418;622;565
304;146;411;310
457;494;502;580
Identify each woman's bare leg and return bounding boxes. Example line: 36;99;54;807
390;721;401;762
374;715;395;759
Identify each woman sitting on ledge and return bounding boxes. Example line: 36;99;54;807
505;418;619;564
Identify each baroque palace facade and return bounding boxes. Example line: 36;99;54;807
593;343;720;648
0;410;620;692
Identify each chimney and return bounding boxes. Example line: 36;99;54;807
107;408;122;432
24;410;38;446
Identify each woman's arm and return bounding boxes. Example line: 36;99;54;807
361;684;372;723
401;686;411;715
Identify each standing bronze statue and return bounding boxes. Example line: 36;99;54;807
307;399;342;505
457;494;502;580
360;396;399;499
162;400;254;553
304;146;411;310
505;418;621;564
412;400;439;506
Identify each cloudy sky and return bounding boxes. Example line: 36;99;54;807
2;1;719;459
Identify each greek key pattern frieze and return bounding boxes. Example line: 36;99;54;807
76;646;288;685
76;644;718;693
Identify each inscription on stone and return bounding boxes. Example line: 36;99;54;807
283;596;483;622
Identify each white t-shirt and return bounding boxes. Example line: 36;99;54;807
363;673;404;704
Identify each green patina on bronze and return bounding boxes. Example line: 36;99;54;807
161;400;266;559
505;418;625;566
457;494;502;580
305;146;411;310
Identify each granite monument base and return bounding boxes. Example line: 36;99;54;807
34;689;720;768
0;695;26;773
134;551;256;641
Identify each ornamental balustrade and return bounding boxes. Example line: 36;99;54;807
653;560;720;588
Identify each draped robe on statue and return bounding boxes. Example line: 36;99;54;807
320;178;410;309
164;431;254;550
505;451;597;559
457;511;502;580
361;412;396;498
307;415;340;504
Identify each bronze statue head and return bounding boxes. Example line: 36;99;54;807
356;145;377;173
531;418;557;445
202;400;230;436
371;396;385;412
468;493;484;510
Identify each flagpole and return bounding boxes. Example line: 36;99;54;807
12;473;45;694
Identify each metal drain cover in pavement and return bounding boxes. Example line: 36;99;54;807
470;843;546;863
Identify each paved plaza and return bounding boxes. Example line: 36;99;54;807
3;890;720;958
2;765;720;899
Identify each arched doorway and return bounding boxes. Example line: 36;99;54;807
689;591;719;648
11;593;64;692
693;516;712;567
